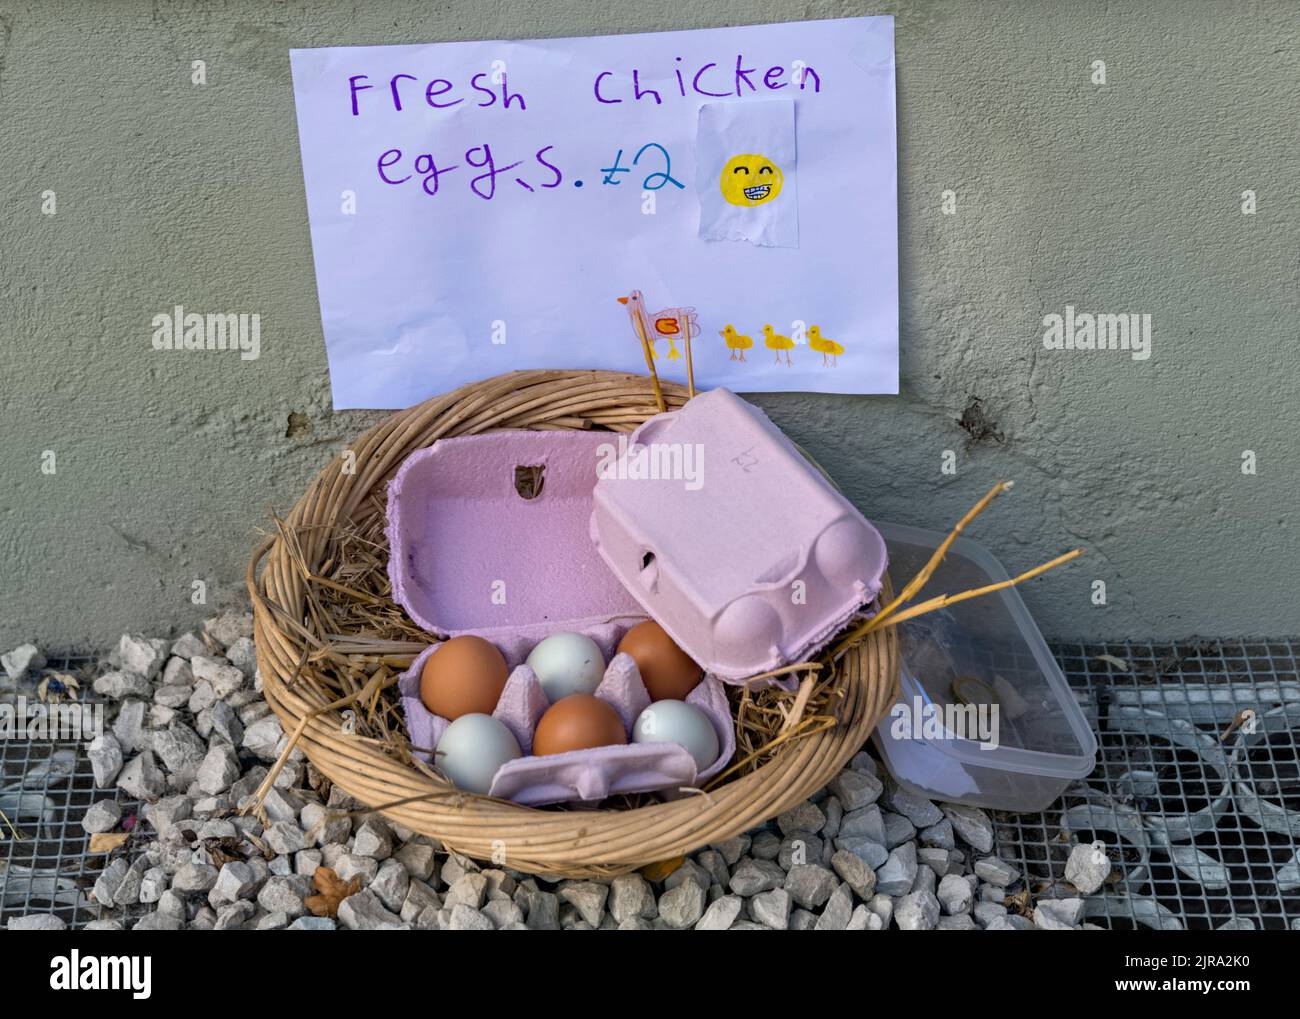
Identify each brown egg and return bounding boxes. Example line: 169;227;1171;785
419;635;509;720
532;694;627;756
617;620;702;701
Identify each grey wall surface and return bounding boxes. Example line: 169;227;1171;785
1;0;1296;651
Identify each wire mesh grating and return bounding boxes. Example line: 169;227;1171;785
0;656;147;930
994;638;1300;930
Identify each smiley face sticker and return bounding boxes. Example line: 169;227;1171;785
720;154;785;207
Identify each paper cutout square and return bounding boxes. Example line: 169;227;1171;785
696;99;798;249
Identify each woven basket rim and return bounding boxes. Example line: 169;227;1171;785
247;369;898;879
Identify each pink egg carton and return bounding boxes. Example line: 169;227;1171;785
590;388;888;681
386;430;733;805
397;636;734;806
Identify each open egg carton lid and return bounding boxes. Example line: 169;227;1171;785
590;388;888;681
386;429;648;655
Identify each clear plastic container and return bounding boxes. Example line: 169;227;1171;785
871;521;1097;812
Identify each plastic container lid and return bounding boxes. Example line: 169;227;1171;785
871;521;1097;813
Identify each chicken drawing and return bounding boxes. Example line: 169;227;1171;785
808;325;845;367
720;324;753;362
617;290;698;362
762;324;795;366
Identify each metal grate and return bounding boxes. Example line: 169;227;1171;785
0;656;145;930
995;639;1300;931
3;644;1299;930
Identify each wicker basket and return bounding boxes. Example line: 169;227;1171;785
247;369;899;879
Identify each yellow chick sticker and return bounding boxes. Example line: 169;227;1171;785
719;154;784;207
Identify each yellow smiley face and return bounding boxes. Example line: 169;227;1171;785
719;154;784;207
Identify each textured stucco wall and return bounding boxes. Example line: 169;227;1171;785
1;0;1296;651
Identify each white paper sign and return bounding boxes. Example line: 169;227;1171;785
289;16;897;409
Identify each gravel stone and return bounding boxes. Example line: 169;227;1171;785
7;913;68;930
709;835;749;865
919;818;955;850
117;634;169;680
884;786;943;827
974;901;1009;926
749;888;791;929
828;768;883;810
81;798;122;833
918;847;957;876
139;867;168;904
113;857;150;906
401;882;441;923
1065;842;1112;895
559;881;608;926
338;888;404;930
196;743;241;794
87;733;124;787
973;856;1020;887
225;637;258;677
784;864;838;910
353;817;394;860
695;894;743;930
142;794;192;837
93;859;130;905
209;861;258;906
830;849;876;898
133;911;185;931
729;857;786;896
1035;897;1084;927
214;901;256;930
814;882;854;930
94;671;154;700
117;750;166;800
112;699;149;754
482;898;525;927
839;803;887;843
243;715;284;762
882;811;917;848
658;881;707;928
609;874;657;923
257;875;312;918
2;643;46;682
523;889;560;930
876;842;918;896
173;863;220;894
895;888;941;930
937;873;974;915
154;684;192;709
333;854;379;885
161;656;195;684
263;820;309;856
204;611;254;648
196;701;244;745
288;916;338;930
448;903;494;930
393;841;437;881
445;872;488;911
153;721;207;781
188;681;217;714
750;830;781;860
364;859;406;913
833;836;889;869
941;803;995;853
777;800;826;836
